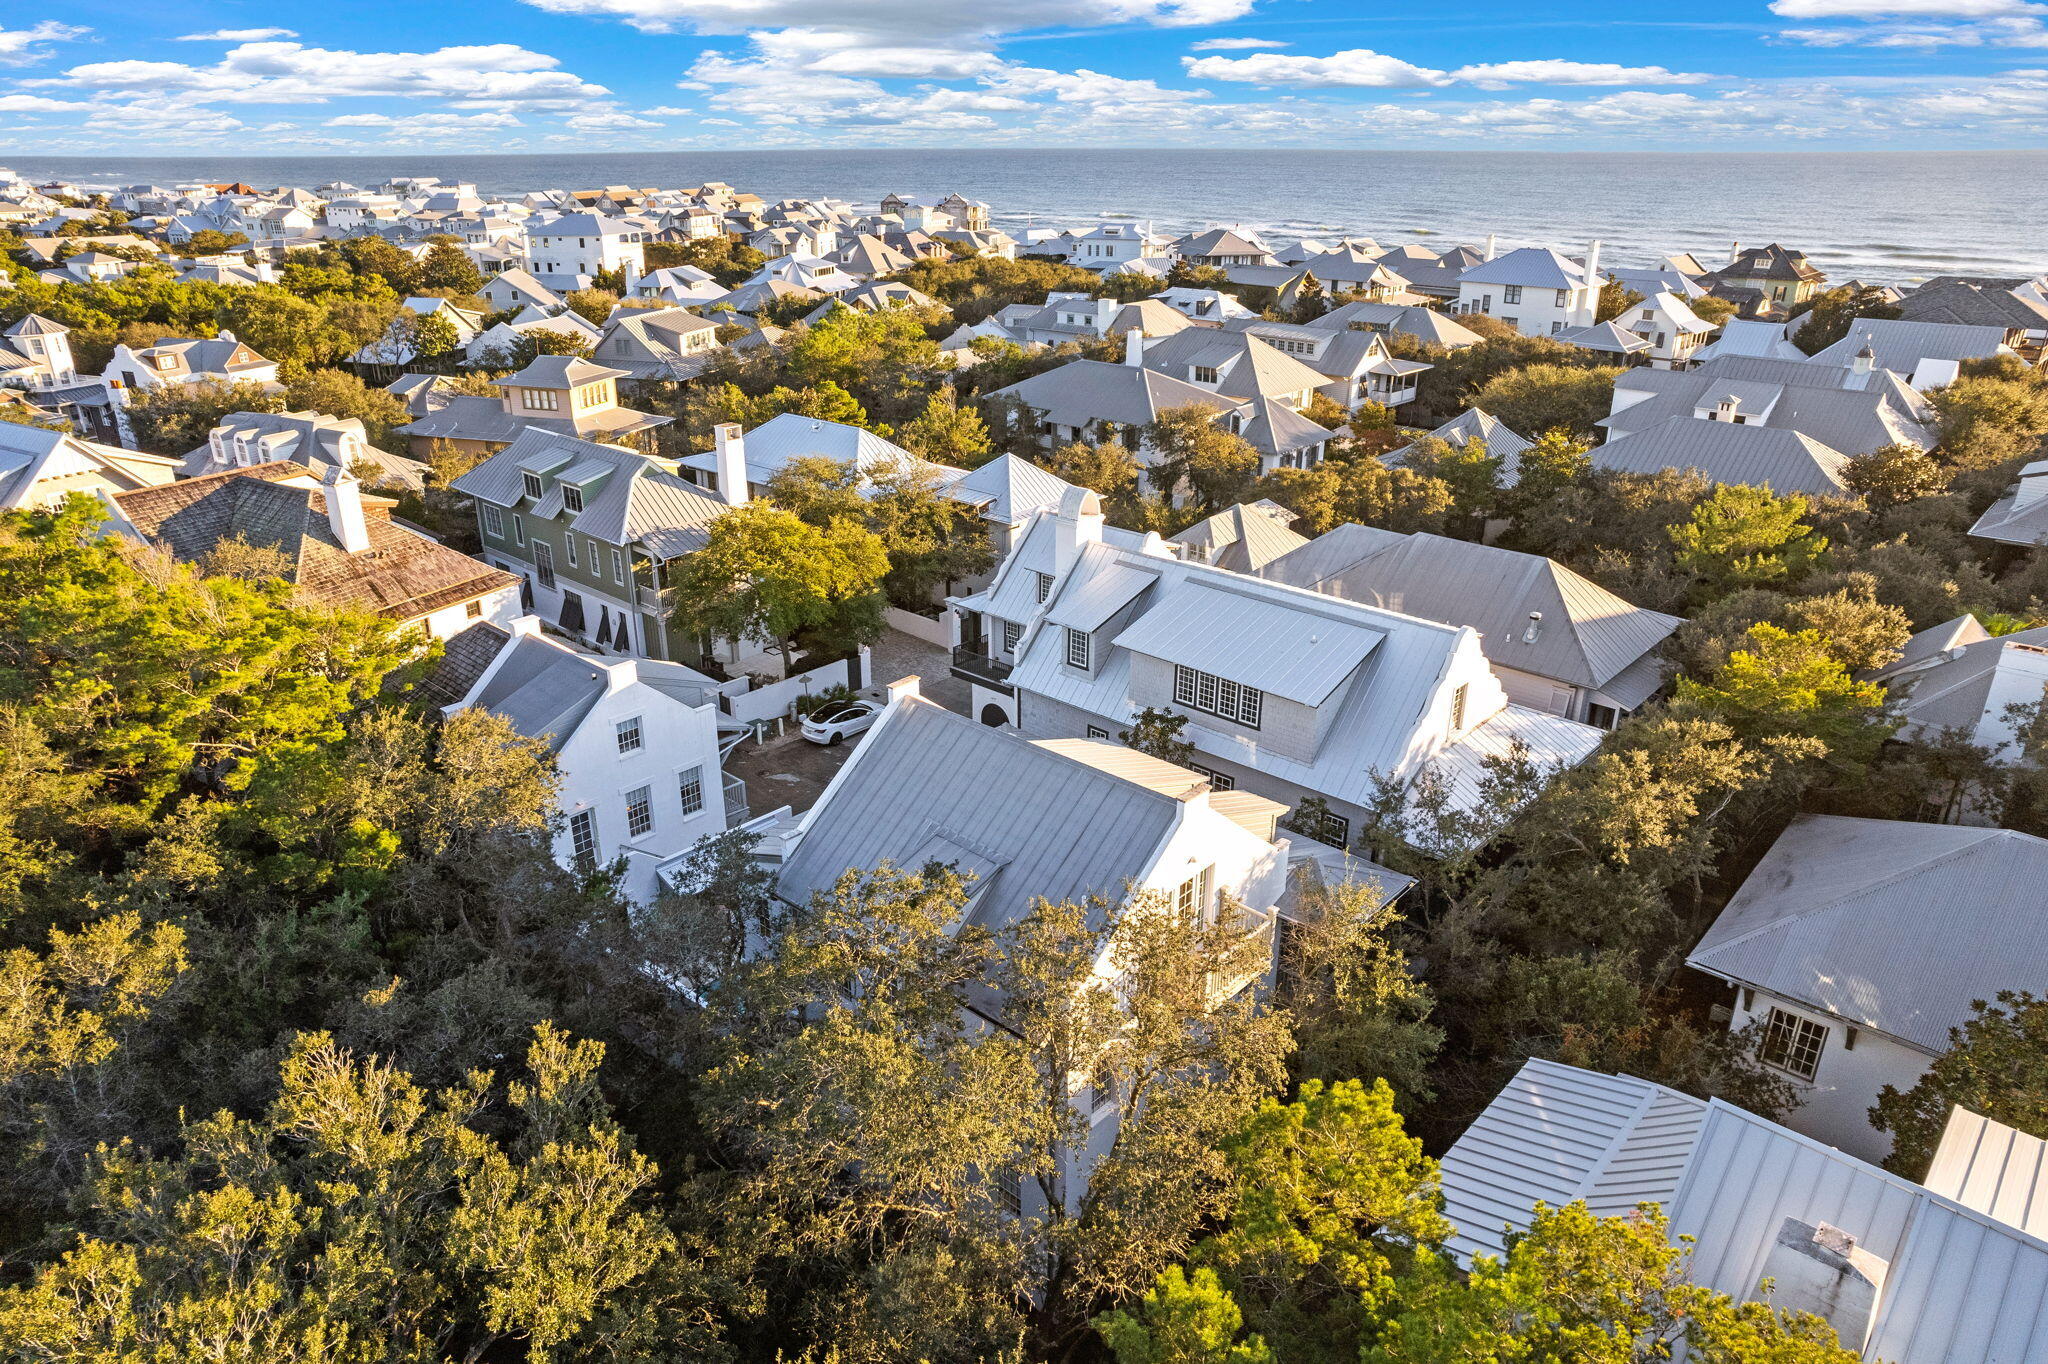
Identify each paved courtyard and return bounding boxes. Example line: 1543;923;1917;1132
723;627;970;818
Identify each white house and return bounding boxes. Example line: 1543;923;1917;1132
182;409;429;492
1604;290;1716;368
1065;222;1169;271
1686;814;2048;1163
772;676;1291;1210
1438;1058;2048;1362
446;616;744;903
1870;616;2048;758
1453;244;1601;337
522;212;647;292
479;268;565;315
948;489;1605;853
0;421;176;511
466;310;604;368
1970;458;2048;548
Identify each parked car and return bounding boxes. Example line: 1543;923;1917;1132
800;699;881;746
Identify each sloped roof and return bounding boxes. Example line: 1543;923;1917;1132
498;354;631;390
1456;246;1585;290
1899;279;2048;331
777;695;1184;937
988;359;1235;434
945;453;1079;526
1592;416;1853;497
1970;462;2048;548
1440;1059;2048;1363
1388;408;1535;481
1168;501;1309;574
112;461;515;621
1555;320;1653;355
1140;328;1329;402
452;428;727;560
674;413;946;491
1694;318;1804;362
418;621;511;706
1267;529;1681;691
1687;814;2048;1052
1308;300;1485;347
1807;317;2014;374
1878;625;2048;742
1113;577;1386;706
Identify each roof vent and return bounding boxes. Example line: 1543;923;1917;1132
1754;1218;1887;1351
1523;611;1543;644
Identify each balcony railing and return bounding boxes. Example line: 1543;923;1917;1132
950;646;1014;691
723;772;750;829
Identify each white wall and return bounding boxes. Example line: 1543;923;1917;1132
416;584;521;641
1726;989;1931;1166
553;675;728;903
721;652;867;725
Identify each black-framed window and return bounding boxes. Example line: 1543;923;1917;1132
1065;628;1090;670
1173;664;1262;729
533;540;555;589
562;484;584;513
521;470;544;500
1760;1008;1827;1081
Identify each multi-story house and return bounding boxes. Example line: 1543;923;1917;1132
1453;244;1601;337
0;314;118;439
774;674;1290;1210
0;420;176;511
104;461;519;640
440;615;745;903
1696;242;1826;319
521;212;648;292
1172;228;1276;269
395;354;671;460
1232;318;1433;411
450;426;735;665
182;409;429;491
1686;815;2048;1164
949;489;1605;852
1262;526;1682;730
1065;222;1171;271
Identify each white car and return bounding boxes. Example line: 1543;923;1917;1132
799;699;881;746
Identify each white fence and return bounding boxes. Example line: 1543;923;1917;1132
718;647;870;725
884;605;952;647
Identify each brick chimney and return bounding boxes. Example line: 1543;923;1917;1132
320;464;371;553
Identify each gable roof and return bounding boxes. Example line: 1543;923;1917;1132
111;461;515;621
945;452;1081;526
1602;354;1935;455
988;359;1235;436
1139;328;1330;401
1807;317;2014;375
1265;529;1682;693
777;695;1185;937
1592;416;1853;496
1168;501;1309;574
0;422;175;510
1439;1059;2048;1363
1970;460;2048;548
1686;814;2048;1052
1897;279;2048;332
451;429;728;559
1457;246;1585;290
1876;624;2048;743
1388;408;1535;481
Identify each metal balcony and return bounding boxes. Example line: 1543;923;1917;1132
950;646;1014;692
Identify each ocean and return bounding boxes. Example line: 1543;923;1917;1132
8;148;2046;285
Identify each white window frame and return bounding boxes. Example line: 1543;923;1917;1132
677;765;705;816
568;809;598;870
615;715;643;754
532;539;555;590
624;784;654;837
1065;627;1090;671
481;503;504;537
521;470;545;500
1002;620;1023;652
1173;663;1262;730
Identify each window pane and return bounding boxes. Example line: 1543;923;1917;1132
569;810;598;870
678;766;704;815
625;785;653;836
616;717;643;753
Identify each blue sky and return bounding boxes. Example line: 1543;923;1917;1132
5;0;2048;153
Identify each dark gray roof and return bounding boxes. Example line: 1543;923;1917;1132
1898;280;2048;332
419;621;511;706
1266;528;1681;691
988;359;1233;432
1688;814;2048;1052
1592;417;1852;497
469;633;607;750
777;696;1181;937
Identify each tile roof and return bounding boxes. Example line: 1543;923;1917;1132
1687;813;2048;1052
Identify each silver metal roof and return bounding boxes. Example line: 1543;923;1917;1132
1926;1108;2048;1242
1045;560;1159;633
1111;578;1385;707
1592;416;1852;497
1687;814;2048;1052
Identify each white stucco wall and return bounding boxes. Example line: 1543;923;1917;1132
1727;989;1933;1166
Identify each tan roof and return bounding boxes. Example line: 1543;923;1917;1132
113;461;515;622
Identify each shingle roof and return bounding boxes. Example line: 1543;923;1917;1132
418;621;510;706
1898;280;2048;331
1688;814;2048;1052
112;461;515;621
1267;529;1681;691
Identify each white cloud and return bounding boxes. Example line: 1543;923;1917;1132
1771;0;2041;13
1189;37;1288;50
0;21;87;64
325;111;522;129
54;41;611;109
748;27;1001;77
1779;13;2048;42
175;28;299;41
1449;59;1718;87
639;104;694;115
0;93;90;112
565;108;663;129
1182;48;1451;87
517;0;1251;38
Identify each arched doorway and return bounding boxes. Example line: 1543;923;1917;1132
980;703;1008;727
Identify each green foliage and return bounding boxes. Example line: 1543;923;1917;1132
642;235;765;287
1097;1266;1275;1364
1145;404;1263;510
1120;706;1196;766
1931;369;2048;468
1676;623;1891;762
1043;439;1147;523
896;387;993;466
0;1024;680;1363
783;303;946;428
1467;362;1621;440
1790;283;1903;356
122;377;286;455
892;255;1114;325
1873;990;2048;1177
418;241;484;296
765;455;996;607
1280;878;1442;1108
1669;485;1827;593
669;500;889;668
1593;276;1644;323
1842;441;1949;507
563;288;618;327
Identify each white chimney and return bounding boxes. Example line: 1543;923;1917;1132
1728;240;1743;267
320;464;371;554
1053;486;1104;576
1585;239;1602;285
1852;345;1876;380
885;674;922;706
1124;327;1146;367
1484;232;1498;262
712;422;748;506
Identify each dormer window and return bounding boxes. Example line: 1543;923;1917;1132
562;484;584;513
1065;628;1091;671
1193;366;1219;384
521;471;545;500
522;389;560;411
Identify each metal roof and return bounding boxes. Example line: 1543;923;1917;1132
1686;814;2048;1053
1808;317;2014;373
1111;578;1385;707
1926;1109;2048;1242
1168;502;1310;575
1592;416;1852;497
1441;1060;2048;1362
1268;529;1682;691
1456;246;1585;290
1045;560;1159;633
1968;467;2048;548
776;696;1183;938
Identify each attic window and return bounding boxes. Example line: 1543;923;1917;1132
521;471;544;500
562;484;584;513
1193;366;1219;384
